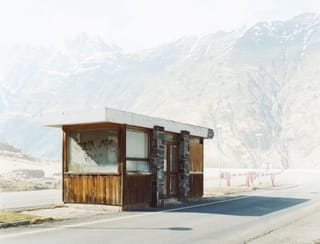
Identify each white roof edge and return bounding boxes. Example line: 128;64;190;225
41;107;214;139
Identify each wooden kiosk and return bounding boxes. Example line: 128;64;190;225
43;107;214;210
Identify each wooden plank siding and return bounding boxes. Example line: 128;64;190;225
62;129;67;202
190;143;204;172
189;174;203;199
61;122;205;207
189;143;204;199
123;174;152;209
62;123;124;206
63;175;121;205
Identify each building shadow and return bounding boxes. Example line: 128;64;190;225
131;195;310;217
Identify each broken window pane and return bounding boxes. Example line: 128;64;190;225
67;128;118;173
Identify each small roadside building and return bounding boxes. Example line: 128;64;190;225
43;107;214;210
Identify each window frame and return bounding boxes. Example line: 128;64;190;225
125;126;151;174
64;124;121;175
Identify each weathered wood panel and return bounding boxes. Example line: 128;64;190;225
189;173;203;199
190;144;203;172
63;175;121;205
123;174;152;208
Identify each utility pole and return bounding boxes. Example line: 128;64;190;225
286;137;293;169
286;141;289;169
255;132;262;183
217;124;222;187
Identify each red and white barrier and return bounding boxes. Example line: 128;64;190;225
216;169;281;188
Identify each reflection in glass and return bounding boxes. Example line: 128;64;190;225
170;145;177;172
126;129;148;158
68;129;118;173
126;160;149;172
164;145;167;172
170;175;177;195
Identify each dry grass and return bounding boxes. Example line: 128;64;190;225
0;211;39;223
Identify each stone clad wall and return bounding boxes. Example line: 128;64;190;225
151;126;165;207
178;130;190;202
151;127;191;206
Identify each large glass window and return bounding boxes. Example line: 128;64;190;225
190;137;201;144
126;129;148;158
67;128;118;173
126;160;149;172
126;128;149;173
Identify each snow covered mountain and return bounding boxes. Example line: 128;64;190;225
0;11;319;168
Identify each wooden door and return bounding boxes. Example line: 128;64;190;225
164;143;178;198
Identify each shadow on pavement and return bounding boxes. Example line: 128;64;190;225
182;196;309;216
132;195;310;217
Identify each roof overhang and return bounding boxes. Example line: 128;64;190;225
41;107;214;139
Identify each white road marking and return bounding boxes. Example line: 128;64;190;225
0;195;251;239
2;185;300;240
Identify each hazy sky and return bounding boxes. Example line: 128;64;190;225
0;0;319;50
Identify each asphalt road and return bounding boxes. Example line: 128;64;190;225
0;190;62;210
1;181;320;244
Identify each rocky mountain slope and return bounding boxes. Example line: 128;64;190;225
0;11;319;168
